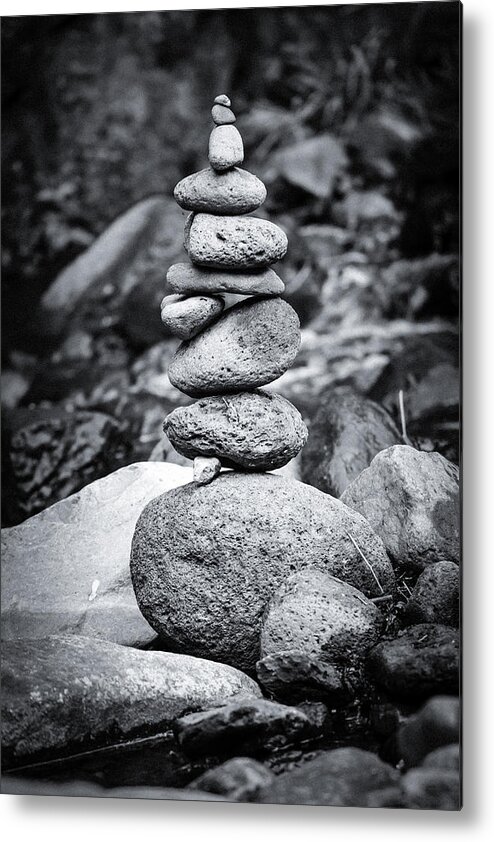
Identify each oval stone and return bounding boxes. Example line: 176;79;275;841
209;125;244;171
186;214;288;269
174;168;265;215
168;297;300;397
164;390;308;470
214;94;231;107
212;104;236;124
160;293;224;340
130;473;395;670
166;263;285;296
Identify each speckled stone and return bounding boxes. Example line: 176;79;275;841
160;293;224;340
174;168;265;215
193;456;221;485
167;297;300;397
214;94;231;107
166;263;285;296
164;390;307;470
208;126;244;171
212;104;236;124
186;214;288;270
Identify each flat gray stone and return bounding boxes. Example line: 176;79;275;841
164;390;307;470
168;297;300;397
174;167;265;215
130;472;395;670
160;292;224;340
209;125;244;171
186;214;288;269
212;104;236;124
166;262;285;295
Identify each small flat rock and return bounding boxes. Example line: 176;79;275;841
130;472;395;671
186;214;288;270
258;747;399;807
400;768;460;810
421;744;460;771
1;462;192;647
174;167;265;215
214;94;231;107
397;696;460;767
212;104;236;124
300;387;401;497
341;445;460;572
404;561;459;627
1;635;261;767
167;262;285;295
256;650;349;705
368;623;459;701
261;570;383;667
174;699;311;758
193;456;221;485
188;757;274;801
164;390;307;470
209;125;244;171
168;297;300;397
160;293;224;340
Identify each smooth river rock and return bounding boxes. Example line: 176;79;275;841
168;297;300;397
209;125;244;171
404;561;460;627
1;634;261;767
341;445;460;571
174;167;266;215
186;214;288;269
160;293;224;340
164;390;308;470
130;472;395;670
166;262;285;295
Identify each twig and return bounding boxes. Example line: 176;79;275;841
346;532;384;594
398;389;414;446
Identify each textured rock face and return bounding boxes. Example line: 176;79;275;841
174;168;265;214
167;262;285;295
397;696;460;767
1;462;191;646
255;651;349;704
160;293;224;340
209;125;244;171
341;445;460;571
189;757;274;801
186;214;288;269
260;570;384;665
300;387;401;497
164;390;307;470
1;634;261;767
130;472;395;670
404;561;460;626
168;297;300;397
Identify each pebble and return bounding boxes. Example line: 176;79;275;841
166;263;285;296
164;390;307;470
421;743;460;771
256;650;349;705
186;213;288;270
214;94;231;107
174;167;266;215
404;560;459;627
193;456;221;485
188;757;274;801
397;695;460;767
212;103;236;124
160;292;224;340
209;125;244;171
168;297;300;397
400;768;460;810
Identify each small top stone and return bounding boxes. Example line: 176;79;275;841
212;104;236;125
214;94;231;107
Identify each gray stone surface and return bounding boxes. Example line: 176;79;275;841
160;292;224;340
397;696;460;767
209;125;244;171
341;445;460;571
167;262;285;295
168;297;300;397
1;462;191;647
193;456;222;485
212;104;236;124
421;744;460;771
164;390;307;470
188;757;274;801
186;214;288;269
1;634;261;766
400;768;460;810
174;167;265;215
130;472;395;670
256;651;349;704
404;561;460;627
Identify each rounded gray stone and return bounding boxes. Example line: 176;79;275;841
209;125;244;171
261;569;384;665
164;390;308;470
166;263;285;296
214;94;231;107
404;560;459;627
397;695;460;767
186;214;288;270
130;472;395;670
212;104;236;124
174;168;265;215
168;297;300;397
160;293;224;340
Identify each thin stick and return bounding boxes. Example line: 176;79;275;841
346;532;384;594
398;389;413;446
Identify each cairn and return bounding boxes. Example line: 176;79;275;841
161;94;308;483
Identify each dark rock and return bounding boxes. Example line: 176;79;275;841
1;634;261;767
341;445;460;572
400;768;460;810
168;297;300;397
300;387;401;497
167;262;285;295
397;696;460;767
186;214;287;270
368;624;459;701
130;472;395;670
295;702;330;735
422;743;460;771
160;293;224;340
164;390;307;470
188;757;274;801
256;650;350;704
404;561;460;627
174;168;265;215
174;699;311;758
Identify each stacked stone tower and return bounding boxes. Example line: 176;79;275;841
160;94;308;481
